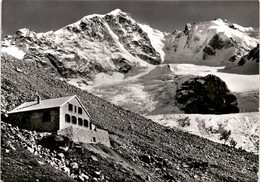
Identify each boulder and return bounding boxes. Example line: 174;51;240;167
80;173;89;181
57;153;65;160
37;134;70;150
92;171;101;178
90;155;99;162
62;166;71;175
27;147;34;153
70;162;79;170
139;154;152;164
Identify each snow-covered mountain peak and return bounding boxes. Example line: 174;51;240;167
164;19;259;66
81;9;125;19
0;9;166;82
108;8;125;16
193;19;258;46
211;18;235;25
210;18;254;32
49;9;163;70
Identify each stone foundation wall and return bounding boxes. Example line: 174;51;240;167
58;126;110;147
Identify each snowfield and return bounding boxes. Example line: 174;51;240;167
200;72;259;92
70;64;259;114
170;64;260;92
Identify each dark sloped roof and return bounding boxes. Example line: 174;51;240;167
8;95;90;116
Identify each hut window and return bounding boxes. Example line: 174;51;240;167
89;122;92;130
65;114;70;123
78;107;82;114
72;116;77;124
74;106;77;113
84;119;88;127
43;112;51;122
93;137;96;142
78;118;83;126
68;104;73;111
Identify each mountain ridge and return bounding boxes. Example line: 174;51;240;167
3;9;259;76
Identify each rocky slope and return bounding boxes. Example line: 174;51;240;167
1;122;146;182
1;51;259;181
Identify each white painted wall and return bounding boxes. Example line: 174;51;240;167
59;97;94;130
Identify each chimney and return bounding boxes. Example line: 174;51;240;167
37;95;41;104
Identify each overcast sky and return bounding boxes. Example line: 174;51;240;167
2;0;259;35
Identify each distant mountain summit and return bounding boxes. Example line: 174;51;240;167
164;18;259;68
53;8;163;64
2;9;166;79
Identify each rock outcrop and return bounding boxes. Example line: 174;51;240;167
238;44;259;66
203;34;235;60
223;44;259;74
176;74;239;114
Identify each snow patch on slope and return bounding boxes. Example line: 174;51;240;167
200;72;260;92
169;64;259;92
2;46;26;60
233;23;254;33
